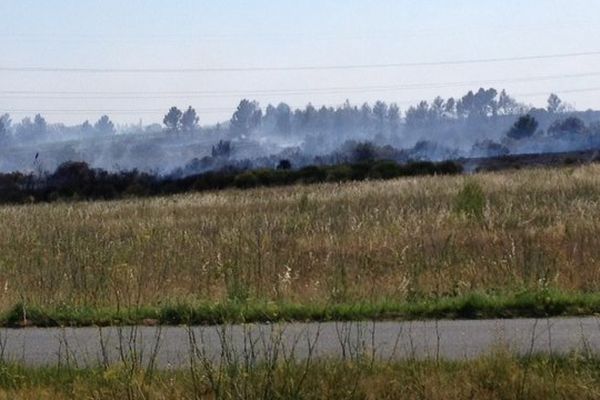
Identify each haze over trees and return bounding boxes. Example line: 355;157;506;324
94;115;116;135
181;106;200;133
549;116;587;135
163;106;183;133
0;114;10;142
15;114;48;142
1;89;599;174
230;99;262;138
547;93;567;114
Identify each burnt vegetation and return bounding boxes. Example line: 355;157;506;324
0;158;463;204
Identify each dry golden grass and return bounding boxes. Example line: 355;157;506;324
2;164;600;312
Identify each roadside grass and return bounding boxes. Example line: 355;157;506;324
3;289;600;327
1;352;600;399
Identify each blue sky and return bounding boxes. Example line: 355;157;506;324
1;0;599;124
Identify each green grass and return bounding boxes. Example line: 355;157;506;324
1;353;600;399
4;289;600;327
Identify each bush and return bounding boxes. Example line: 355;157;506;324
211;140;232;158
233;171;259;189
507;115;538;140
472;140;510;157
326;165;353;182
351;142;377;163
252;169;277;186
369;161;401;180
549;117;586;136
437;161;464;175
401;161;436;176
0;159;465;205
277;159;292;170
454;181;486;220
297;166;327;184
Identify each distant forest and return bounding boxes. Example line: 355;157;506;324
1;88;600;175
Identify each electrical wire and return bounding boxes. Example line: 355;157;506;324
1;51;599;73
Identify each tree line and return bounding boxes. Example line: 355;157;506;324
0;113;116;143
0;89;574;143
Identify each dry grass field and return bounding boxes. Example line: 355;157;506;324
1;164;600;322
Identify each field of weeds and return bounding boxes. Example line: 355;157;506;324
1;164;600;324
0;352;599;399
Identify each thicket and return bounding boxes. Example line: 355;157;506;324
0;159;463;204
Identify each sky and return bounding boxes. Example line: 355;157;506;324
1;0;600;126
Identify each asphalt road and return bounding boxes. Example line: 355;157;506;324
0;317;599;368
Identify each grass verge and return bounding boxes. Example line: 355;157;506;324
0;352;599;399
4;289;600;327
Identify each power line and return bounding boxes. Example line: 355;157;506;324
1;108;233;115
0;21;588;41
0;71;598;100
1;51;599;73
0;87;600;114
3;87;600;116
518;87;600;97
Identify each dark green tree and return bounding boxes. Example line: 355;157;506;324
0;114;9;142
507;114;538;140
163;106;183;133
373;101;388;133
387;103;400;133
549;117;586;135
230;99;262;137
94;115;116;135
547;93;565;114
33;114;47;134
181;106;199;133
275;103;291;135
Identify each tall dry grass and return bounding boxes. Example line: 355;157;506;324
1;164;600;311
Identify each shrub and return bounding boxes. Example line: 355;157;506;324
437;161;464;175
401;161;436;176
252;169;277;186
369;161;401;180
507;115;538;140
454;180;486;220
233;171;259;189
211;140;232;158
351;142;377;163
297;166;327;184
0;159;464;205
277;159;292;170
472;140;510;158
549;117;586;135
326;165;353;182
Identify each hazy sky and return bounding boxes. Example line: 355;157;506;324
1;0;599;125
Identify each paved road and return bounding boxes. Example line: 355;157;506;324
1;317;599;368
